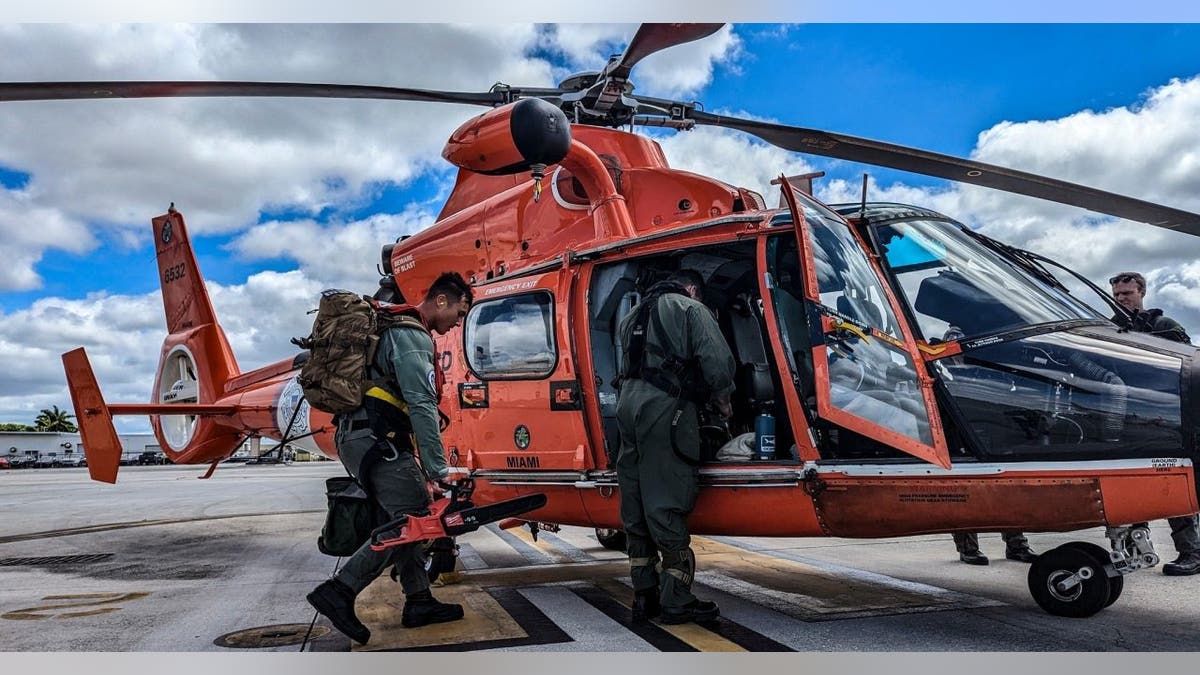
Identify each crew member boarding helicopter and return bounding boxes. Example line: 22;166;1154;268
11;23;1200;618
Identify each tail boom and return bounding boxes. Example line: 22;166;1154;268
61;208;337;483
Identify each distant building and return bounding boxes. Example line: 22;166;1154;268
1;431;156;465
1;431;320;465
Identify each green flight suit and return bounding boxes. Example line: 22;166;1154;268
615;288;735;610
334;321;448;597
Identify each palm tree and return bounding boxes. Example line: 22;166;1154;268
34;405;78;433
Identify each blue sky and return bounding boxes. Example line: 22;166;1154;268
734;25;1197;152
1;22;1199;428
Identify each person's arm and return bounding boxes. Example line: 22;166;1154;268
387;327;449;480
1155;315;1192;344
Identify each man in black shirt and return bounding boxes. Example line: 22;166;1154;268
1110;271;1200;575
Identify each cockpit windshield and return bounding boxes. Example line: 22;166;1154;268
874;218;1103;342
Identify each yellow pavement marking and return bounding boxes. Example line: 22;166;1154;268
659;620;746;652
691;537;947;614
2;592;151;621
354;578;525;651
592;577;745;652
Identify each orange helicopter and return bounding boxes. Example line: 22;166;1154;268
10;23;1200;619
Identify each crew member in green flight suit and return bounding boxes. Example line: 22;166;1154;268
616;269;736;624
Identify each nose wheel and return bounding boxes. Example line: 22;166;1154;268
424;537;458;583
1028;542;1121;617
595;528;627;551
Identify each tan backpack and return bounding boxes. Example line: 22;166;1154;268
291;289;425;415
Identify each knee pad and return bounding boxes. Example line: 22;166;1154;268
661;546;695;586
628;551;661;574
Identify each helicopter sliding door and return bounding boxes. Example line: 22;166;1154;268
779;181;950;468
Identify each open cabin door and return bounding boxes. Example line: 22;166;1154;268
779;180;950;468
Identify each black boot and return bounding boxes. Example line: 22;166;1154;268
631;587;661;623
660;599;720;625
401;590;465;628
1005;545;1038;563
1163;552;1200;576
959;550;989;566
307;578;370;645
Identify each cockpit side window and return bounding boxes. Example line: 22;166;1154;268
876;219;1100;342
937;330;1184;461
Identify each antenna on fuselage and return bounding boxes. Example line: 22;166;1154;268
859;173;869;219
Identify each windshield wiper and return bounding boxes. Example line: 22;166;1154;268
960;227;1132;325
959;227;1067;292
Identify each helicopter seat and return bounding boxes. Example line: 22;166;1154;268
914;269;1021;338
727;294;774;410
836;292;883;332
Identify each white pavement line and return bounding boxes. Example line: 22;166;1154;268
532;529;598;564
455;542;489;570
709;536;1003;610
455;525;535;569
482;586;656;652
696;570;997;623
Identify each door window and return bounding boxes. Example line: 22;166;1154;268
464;292;556;379
779;182;950;466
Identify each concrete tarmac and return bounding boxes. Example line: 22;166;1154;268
2;462;1198;651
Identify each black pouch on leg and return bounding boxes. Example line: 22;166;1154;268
317;476;387;556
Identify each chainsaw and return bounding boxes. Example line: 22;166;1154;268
369;478;546;551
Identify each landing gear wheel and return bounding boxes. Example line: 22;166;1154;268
424;537;458;583
1058;541;1124;607
595;528;627;551
1028;544;1113;617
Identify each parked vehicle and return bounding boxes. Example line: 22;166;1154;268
0;457;10;469
137;450;168;465
57;454;87;468
34;454;58;468
9;456;36;469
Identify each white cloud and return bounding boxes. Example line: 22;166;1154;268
0;188;95;290
971;77;1200;210
546;23;741;97
654;123;817;200
0;24;553;292
0;271;328;432
632;25;742;98
226;207;438;291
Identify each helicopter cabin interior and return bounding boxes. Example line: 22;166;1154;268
585;230;921;469
587;239;796;467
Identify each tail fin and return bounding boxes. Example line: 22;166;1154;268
149;209;242;462
153;208;222;335
62;348;122;484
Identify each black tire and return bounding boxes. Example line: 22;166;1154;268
595;528;627;551
1028;544;1113;618
424;537;458;583
1059;541;1124;607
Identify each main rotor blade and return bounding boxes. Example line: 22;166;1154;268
692;110;1200;234
0;81;506;107
605;23;725;81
